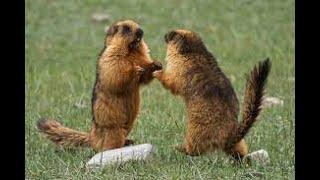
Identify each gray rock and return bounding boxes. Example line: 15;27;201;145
244;149;270;164
262;97;284;107
86;143;154;168
91;13;111;23
74;101;87;109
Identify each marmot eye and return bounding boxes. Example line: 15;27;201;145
122;25;131;34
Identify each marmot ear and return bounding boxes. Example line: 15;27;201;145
106;24;119;36
164;31;178;43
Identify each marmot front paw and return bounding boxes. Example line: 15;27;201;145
134;66;146;76
152;70;163;78
150;61;163;72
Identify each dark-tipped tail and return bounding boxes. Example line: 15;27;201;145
226;58;271;151
37;118;91;148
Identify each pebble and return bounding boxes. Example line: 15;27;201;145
262;97;284;107
243;149;270;164
74;101;87;109
91;13;111;23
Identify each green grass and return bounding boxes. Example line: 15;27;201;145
26;0;294;179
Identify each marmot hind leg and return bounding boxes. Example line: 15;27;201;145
224;139;248;161
175;128;217;156
175;142;216;156
90;126;126;152
124;139;135;146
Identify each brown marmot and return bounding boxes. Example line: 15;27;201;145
153;29;271;161
37;20;162;152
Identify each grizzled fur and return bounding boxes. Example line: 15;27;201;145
37;20;162;152
154;29;270;160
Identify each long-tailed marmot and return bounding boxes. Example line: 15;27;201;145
37;20;162;152
153;29;270;161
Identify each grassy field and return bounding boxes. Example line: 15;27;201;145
26;0;295;179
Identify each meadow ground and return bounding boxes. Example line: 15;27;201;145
26;0;294;179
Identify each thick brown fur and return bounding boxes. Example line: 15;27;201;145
153;29;271;161
37;20;162;152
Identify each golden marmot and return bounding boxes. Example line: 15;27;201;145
153;29;270;161
37;20;162;152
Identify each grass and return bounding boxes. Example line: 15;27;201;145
26;0;295;179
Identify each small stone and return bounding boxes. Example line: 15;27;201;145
262;97;284;107
244;171;264;178
243;149;270;164
74;101;87;109
91;13;111;23
86;143;154;168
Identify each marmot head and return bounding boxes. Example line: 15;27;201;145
164;29;208;55
105;20;144;51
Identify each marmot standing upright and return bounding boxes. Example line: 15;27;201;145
37;20;162;152
153;29;271;160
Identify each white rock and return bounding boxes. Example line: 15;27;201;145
91;13;111;22
244;149;270;164
74;101;87;109
262;97;284;107
86;143;154;168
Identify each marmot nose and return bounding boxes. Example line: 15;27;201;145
136;28;143;39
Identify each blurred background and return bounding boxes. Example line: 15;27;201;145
26;0;294;179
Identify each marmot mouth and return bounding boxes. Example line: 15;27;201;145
129;38;142;49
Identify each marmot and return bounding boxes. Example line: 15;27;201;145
153;29;271;161
37;20;162;152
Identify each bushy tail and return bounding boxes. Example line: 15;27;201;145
226;58;271;151
37;119;91;147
